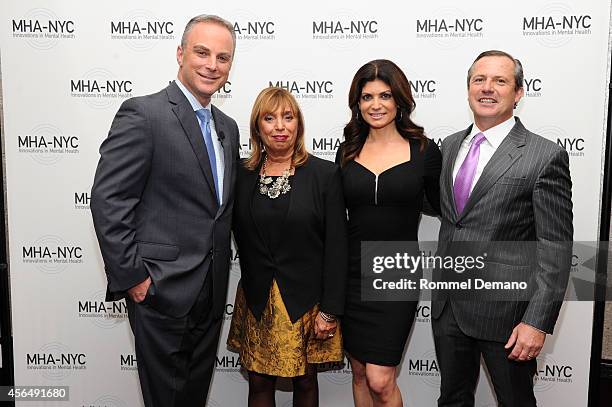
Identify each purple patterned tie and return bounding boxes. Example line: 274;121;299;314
453;132;486;214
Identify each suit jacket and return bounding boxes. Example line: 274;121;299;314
432;117;573;342
91;81;239;319
233;155;348;322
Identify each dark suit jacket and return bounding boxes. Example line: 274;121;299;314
233;155;348;322
91;81;239;319
432;117;573;342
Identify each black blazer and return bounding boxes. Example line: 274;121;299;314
91;81;240;319
233;155;348;322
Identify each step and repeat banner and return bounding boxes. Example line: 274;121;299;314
1;0;611;406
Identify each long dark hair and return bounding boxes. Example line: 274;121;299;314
340;59;426;166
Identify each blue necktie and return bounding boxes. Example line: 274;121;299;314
195;108;220;204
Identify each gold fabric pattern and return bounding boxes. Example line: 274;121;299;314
227;280;342;377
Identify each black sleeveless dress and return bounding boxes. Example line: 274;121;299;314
337;138;441;366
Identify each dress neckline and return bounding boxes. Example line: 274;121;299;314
351;160;412;177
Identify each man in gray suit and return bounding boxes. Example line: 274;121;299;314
432;50;573;406
91;15;239;407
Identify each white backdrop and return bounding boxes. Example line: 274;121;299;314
1;0;611;406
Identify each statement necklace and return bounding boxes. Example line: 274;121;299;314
259;155;292;199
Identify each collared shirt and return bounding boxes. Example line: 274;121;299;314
452;116;516;194
175;79;225;205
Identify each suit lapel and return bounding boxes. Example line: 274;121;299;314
458;118;526;220
212;105;233;215
443;127;471;219
167;82;218;202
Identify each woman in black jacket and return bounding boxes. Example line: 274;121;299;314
227;87;348;407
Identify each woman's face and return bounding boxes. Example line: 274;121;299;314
258;105;298;158
358;79;398;130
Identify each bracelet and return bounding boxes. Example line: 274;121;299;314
319;311;336;322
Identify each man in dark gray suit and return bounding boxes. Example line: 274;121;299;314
91;14;239;407
432;50;573;406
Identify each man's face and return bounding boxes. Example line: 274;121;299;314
467;55;524;131
176;22;234;106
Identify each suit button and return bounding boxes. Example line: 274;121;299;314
209;249;214;256
456;222;463;229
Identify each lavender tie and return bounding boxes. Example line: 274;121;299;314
453;132;486;214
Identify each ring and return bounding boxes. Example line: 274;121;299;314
528;354;533;359
328;333;334;337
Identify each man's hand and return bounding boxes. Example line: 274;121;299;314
314;312;337;340
127;277;151;303
505;322;546;361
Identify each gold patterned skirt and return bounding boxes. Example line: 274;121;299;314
227;280;343;377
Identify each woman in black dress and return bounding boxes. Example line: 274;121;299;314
336;60;441;406
228;87;348;407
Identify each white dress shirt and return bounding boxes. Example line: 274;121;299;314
175;79;225;204
452;117;516;194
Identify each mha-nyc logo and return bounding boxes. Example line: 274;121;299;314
78;292;127;329
215;351;245;382
22;235;83;274
311;125;343;159
70;78;133;99
522;14;591;36
119;353;138;371
415;303;431;323
524;78;543;98
74;192;90;210
268;80;334;100
234;20;275;40
110;19;174;39
70;68;133;109
416;17;484;38
212;81;232;101
110;10;174;51
522;3;592;47
534;355;573;392
410;79;437;99
557;137;585;157
312;19;378;40
12;9;75;50
27;343;87;380
537;126;585;158
311;137;341;159
223;303;234;321
407;349;440;388
17;124;80;165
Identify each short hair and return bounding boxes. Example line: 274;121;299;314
467;50;524;90
245;87;308;170
181;14;236;55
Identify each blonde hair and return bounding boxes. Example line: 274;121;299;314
245;87;308;170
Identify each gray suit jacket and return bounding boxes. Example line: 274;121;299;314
432;117;573;342
91;81;239;318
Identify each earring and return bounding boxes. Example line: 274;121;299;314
397;110;403;121
354;111;361;122
514;102;518;109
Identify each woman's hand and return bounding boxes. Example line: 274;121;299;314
314;312;337;340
